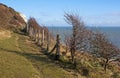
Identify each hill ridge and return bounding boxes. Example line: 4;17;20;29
0;3;26;29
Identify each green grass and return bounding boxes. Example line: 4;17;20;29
1;31;119;78
0;33;19;52
0;31;72;78
0;32;40;78
0;51;40;78
16;34;71;78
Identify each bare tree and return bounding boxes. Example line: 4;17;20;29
64;13;78;63
27;17;54;52
28;17;37;39
90;32;120;72
64;13;91;63
42;26;51;51
27;17;43;44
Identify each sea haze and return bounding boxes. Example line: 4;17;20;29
48;26;120;48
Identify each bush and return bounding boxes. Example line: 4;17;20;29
111;72;120;78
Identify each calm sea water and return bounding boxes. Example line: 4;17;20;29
48;26;120;48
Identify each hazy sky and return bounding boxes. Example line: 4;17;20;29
0;0;120;26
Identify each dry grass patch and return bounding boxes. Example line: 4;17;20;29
0;30;11;39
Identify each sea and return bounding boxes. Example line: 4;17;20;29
48;26;120;48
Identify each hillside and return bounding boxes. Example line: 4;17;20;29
0;30;120;78
0;3;26;30
0;3;120;78
0;31;75;78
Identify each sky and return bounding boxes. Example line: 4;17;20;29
0;0;120;27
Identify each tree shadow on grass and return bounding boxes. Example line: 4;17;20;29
0;46;77;73
40;47;76;70
0;47;51;64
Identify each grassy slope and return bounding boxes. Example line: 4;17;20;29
1;31;120;78
0;31;74;78
0;32;40;78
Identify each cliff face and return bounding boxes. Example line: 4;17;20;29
0;3;26;29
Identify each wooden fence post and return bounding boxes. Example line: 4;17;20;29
55;34;60;60
42;28;45;46
37;29;41;46
49;34;60;60
47;32;50;51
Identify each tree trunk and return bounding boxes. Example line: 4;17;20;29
32;28;35;40
47;32;50;51
26;23;29;34
30;27;33;39
35;29;38;42
37;30;41;46
104;59;109;73
71;51;74;63
71;25;76;63
55;34;60;60
42;29;45;46
71;48;75;63
65;47;68;53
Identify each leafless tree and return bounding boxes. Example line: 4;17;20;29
90;32;120;72
42;26;51;51
64;13;92;63
27;17;54;52
27;17;42;43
